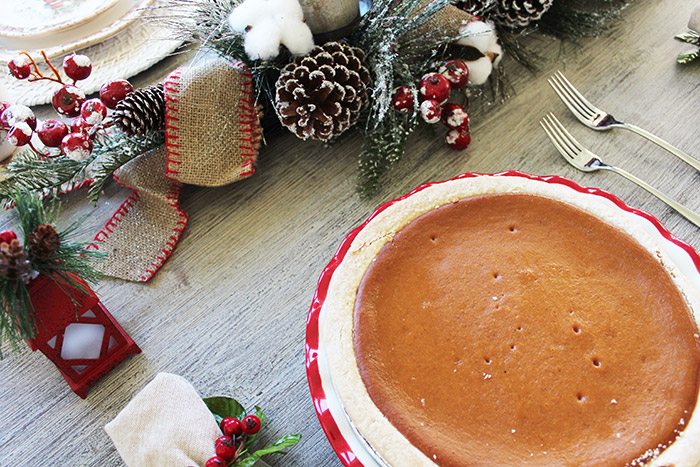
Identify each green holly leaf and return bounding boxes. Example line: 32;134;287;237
678;49;700;64
675;31;700;45
203;396;247;427
233;434;302;467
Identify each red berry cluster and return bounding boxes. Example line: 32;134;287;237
3;51;134;160
391;59;472;151
205;415;262;466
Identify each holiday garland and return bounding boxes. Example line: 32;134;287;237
0;191;102;354
0;0;635;201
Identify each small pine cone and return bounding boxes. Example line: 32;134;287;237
28;224;61;259
454;0;498;17
111;83;166;136
275;41;371;142
0;239;31;281
492;0;554;28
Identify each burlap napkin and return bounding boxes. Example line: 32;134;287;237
105;373;219;467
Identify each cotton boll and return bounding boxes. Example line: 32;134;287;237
457;21;497;52
244;17;283;60
228;0;266;33
466;56;493;85
280;21;315;55
489;42;503;67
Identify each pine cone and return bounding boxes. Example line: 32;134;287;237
275;41;371;142
455;0;498;17
0;239;31;281
28;224;61;259
492;0;554;28
111;83;166;136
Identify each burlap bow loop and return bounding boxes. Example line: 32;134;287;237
90;57;261;282
163;59;262;186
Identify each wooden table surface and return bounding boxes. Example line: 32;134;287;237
2;0;700;465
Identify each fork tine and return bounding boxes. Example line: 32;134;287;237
549;75;595;120
540;120;573;160
541;117;576;160
547;113;584;153
543;114;580;157
555;71;598;115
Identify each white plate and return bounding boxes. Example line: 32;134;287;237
0;0;155;62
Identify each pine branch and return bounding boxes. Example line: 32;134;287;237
676;31;700;45
355;0;472;129
87;130;166;203
0;130;165;206
537;0;631;39
678;49;700;64
357;112;418;198
1;150;94;205
0;192;103;353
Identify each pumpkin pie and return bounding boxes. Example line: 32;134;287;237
322;175;700;466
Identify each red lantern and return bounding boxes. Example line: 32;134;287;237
25;274;140;398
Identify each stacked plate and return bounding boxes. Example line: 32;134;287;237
0;0;183;106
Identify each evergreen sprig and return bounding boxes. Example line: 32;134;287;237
357;112;419;198
0;191;103;355
0;130;165;206
354;0;473;129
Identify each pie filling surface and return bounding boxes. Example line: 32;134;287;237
353;193;700;466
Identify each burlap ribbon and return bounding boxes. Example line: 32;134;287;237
89;58;261;282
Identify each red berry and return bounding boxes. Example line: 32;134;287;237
221;417;243;437
205;457;226;467
70;117;90;134
61;132;93;161
215;436;236;461
441;103;469;129
0;230;17;244
0;102;10;118
1;104;36;131
419;72;451;104
37;119;70;148
100;79;134;109
52;85;86;117
439;59;470;89
391;86;414;113
446;127;472;150
8;56;31;80
242;415;262;435
7;123;33;146
80;99;107;125
62;54;92;81
419;99;441;124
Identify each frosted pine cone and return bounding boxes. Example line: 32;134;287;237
0;239;31;281
275;41;371;142
492;0;554;28
111;83;166;136
454;0;499;17
28;224;61;259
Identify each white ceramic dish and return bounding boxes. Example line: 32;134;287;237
0;0;155;62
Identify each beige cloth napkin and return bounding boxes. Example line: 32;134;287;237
105;373;219;467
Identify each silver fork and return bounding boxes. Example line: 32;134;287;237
548;71;700;172
541;113;700;228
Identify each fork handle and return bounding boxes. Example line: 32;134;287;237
621;123;700;172
603;165;700;228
